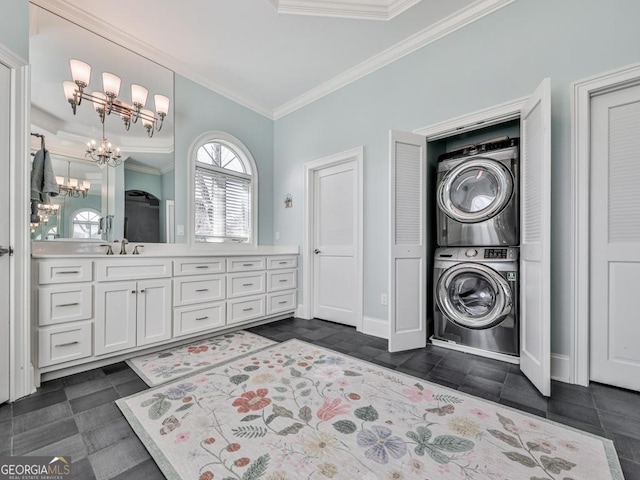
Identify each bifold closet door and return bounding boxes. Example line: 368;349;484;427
590;84;640;392
519;78;552;397
388;130;427;352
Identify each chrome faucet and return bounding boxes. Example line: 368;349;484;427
119;238;128;255
100;244;114;255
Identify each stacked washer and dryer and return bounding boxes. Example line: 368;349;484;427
433;138;520;359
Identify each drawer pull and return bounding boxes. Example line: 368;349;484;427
57;271;79;274
195;266;209;269
242;307;254;312
242;283;254;287
195;316;209;321
55;341;79;348
279;261;288;265
242;263;254;267
278;300;288;304
57;302;80;307
278;279;288;283
195;288;209;292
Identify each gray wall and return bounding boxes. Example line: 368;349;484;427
273;0;640;355
174;75;274;244
0;0;29;60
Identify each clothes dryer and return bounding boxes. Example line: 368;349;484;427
433;247;519;356
436;138;519;246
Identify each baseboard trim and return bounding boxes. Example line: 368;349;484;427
550;353;571;384
295;304;311;320
362;316;388;339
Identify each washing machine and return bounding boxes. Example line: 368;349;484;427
436;138;519;247
433;247;519;357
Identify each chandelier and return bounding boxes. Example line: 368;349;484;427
86;121;122;168
63;59;170;138
56;161;90;198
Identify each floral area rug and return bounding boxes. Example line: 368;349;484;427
126;331;277;386
117;340;623;480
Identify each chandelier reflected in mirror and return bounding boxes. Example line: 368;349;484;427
86;120;122;168
56;161;90;198
63;59;170;138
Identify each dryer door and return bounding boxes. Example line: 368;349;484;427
436;263;513;329
437;159;513;223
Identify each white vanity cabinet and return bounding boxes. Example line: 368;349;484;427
94;279;172;355
36;259;94;368
33;249;298;379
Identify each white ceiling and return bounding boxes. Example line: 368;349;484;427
31;0;510;119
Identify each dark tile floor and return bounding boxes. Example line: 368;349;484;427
2;317;639;479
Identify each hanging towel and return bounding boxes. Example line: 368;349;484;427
30;149;59;203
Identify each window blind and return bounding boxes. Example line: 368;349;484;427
195;165;251;242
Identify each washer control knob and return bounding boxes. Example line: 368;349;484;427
465;248;478;257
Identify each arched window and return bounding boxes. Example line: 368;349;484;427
71;209;102;239
191;132;257;244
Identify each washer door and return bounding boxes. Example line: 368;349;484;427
437;159;513;223
436;263;512;329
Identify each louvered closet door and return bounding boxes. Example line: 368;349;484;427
590;84;640;392
388;131;427;352
519;78;551;396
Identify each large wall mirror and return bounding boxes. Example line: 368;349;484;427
29;4;175;243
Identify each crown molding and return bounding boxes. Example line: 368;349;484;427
273;0;514;119
32;0;513;122
30;0;274;119
270;0;422;21
124;162;161;175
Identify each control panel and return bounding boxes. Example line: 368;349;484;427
484;248;508;259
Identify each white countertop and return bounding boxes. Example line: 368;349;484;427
31;241;299;258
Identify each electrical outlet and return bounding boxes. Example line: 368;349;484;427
381;294;388;306
177;225;185;236
275;231;280;240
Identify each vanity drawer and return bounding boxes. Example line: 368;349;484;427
38;321;92;368
39;284;93;326
174;302;225;337
174;274;225;306
227;295;265;325
267;291;297;315
227;257;266;272
227;272;266;298
174;258;225;276
267;256;298;270
96;258;171;282
267;269;297;292
39;259;92;285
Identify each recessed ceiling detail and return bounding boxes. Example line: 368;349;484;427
267;0;423;21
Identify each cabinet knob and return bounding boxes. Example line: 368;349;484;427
131;290;136;294
314;249;321;254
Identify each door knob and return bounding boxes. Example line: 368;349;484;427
314;249;321;254
0;246;12;257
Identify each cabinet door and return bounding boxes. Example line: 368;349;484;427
137;279;172;347
95;282;137;355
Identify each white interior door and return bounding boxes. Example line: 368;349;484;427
0;63;10;404
312;159;359;326
519;78;552;396
590;84;640;392
388;130;427;352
